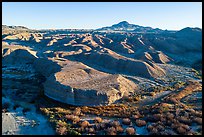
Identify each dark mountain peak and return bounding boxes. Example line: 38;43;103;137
177;27;202;34
111;21;134;28
96;21;164;33
179;27;202;32
176;27;202;38
117;21;130;25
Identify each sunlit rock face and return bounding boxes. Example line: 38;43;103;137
2;24;202;106
43;60;138;106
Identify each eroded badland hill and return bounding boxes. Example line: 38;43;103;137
2;22;202;135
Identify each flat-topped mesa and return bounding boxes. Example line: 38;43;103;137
43;60;138;106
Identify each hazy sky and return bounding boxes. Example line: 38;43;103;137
2;2;202;30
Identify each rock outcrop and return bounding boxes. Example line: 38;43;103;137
134;51;173;64
43;60;138;106
2;48;37;65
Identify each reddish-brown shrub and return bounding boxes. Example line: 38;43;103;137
110;120;120;127
106;127;117;135
72;116;80;124
56;126;67;135
94;117;103;123
177;116;191;125
122;118;131;125
126;127;135;135
147;125;153;131
132;114;140;119
150;92;156;96
153;114;162;121
116;126;124;133
193;117;202;125
180;124;190;131
80;120;90;128
77;127;85;133
65;114;80;124
135;119;146;127
176;127;187;134
194;111;202;117
166;112;174;120
88;127;95;133
73;107;81;116
65;114;74;121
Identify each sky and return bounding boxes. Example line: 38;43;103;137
2;2;202;30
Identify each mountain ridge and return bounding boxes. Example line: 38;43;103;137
2;22;202;32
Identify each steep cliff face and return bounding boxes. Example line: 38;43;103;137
43;60;138;106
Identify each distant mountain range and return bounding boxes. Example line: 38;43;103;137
3;21;202;33
175;27;202;37
96;21;165;33
2;25;29;30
